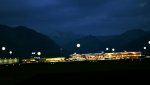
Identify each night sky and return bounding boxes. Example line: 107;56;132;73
0;0;150;35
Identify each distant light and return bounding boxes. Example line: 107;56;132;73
112;48;115;52
2;47;6;51
76;43;80;48
9;51;13;54
148;41;150;44
32;52;36;55
14;59;18;62
106;48;109;51
37;52;41;56
144;47;147;50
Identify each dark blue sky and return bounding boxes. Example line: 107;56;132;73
0;0;150;35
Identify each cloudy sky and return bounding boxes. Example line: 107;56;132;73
0;0;150;35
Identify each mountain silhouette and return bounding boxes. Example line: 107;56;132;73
63;29;150;54
0;25;60;58
64;35;106;54
49;31;84;46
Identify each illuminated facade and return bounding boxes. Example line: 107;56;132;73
0;58;19;64
22;57;65;63
70;52;142;60
22;58;38;63
44;57;65;62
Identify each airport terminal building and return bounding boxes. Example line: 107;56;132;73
70;52;142;61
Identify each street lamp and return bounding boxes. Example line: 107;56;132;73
112;48;115;52
32;52;36;55
2;47;6;51
77;43;80;48
37;52;41;56
1;47;6;57
76;43;81;54
106;48;109;51
148;41;150;45
144;46;147;50
9;51;13;54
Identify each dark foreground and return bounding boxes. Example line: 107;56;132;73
1;59;150;85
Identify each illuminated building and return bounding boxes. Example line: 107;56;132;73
44;57;65;62
22;58;38;63
70;52;142;60
0;58;19;64
22;57;66;63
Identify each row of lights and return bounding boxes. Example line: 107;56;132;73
1;47;13;55
143;41;150;50
1;46;42;57
106;48;115;52
31;52;41;56
76;43;116;52
31;52;42;58
76;41;150;53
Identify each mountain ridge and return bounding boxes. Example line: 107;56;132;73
0;25;61;58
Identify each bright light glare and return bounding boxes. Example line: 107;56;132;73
9;51;12;54
37;52;41;56
144;47;147;50
106;48;109;50
77;43;80;48
112;48;115;51
148;41;150;44
2;47;6;51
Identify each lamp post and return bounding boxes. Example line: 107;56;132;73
31;52;36;58
9;51;12;54
144;47;147;50
1;47;6;57
37;52;41;56
106;48;109;51
147;41;150;56
112;48;115;52
9;51;13;57
76;43;80;54
106;48;109;53
2;47;6;51
143;46;147;56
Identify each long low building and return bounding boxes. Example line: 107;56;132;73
22;57;66;63
0;58;19;64
70;52;142;60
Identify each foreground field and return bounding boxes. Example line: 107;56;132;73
1;59;150;85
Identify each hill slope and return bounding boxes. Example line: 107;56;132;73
0;25;60;58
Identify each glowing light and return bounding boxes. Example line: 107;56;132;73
148;41;150;44
14;59;18;62
8;59;13;64
4;59;7;63
0;60;2;64
76;43;80;48
106;48;109;51
9;51;13;54
144;47;147;50
37;52;41;56
112;48;115;52
32;52;36;55
2;47;6;51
